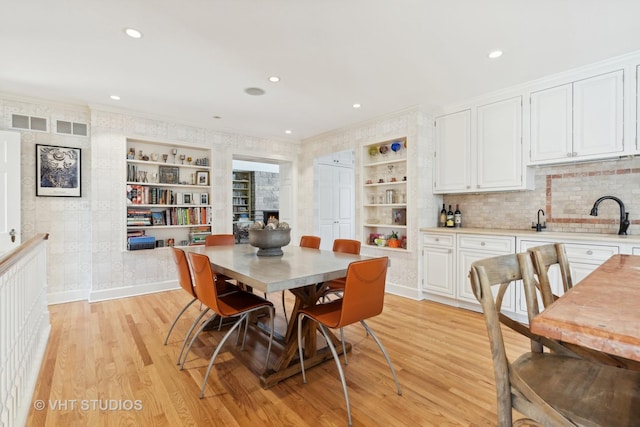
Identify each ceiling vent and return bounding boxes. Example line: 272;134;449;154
11;114;48;132
55;120;89;137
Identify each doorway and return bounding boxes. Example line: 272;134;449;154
0;130;21;254
313;150;355;251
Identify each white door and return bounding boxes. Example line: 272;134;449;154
0;130;21;253
316;161;354;251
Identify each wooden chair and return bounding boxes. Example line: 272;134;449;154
297;257;401;426
181;252;275;398
204;233;235;246
165;248;238;364
528;243;640;371
280;235;322;323
470;252;640;427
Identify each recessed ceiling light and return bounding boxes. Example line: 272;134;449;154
212;115;222;119
488;50;503;59
268;76;280;83
110;95;121;100
124;28;143;39
284;130;292;134
245;87;265;96
353;103;361;109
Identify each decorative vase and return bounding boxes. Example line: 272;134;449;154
248;228;291;256
388;238;401;248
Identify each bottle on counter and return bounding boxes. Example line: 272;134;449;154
454;204;462;228
446;205;454;227
439;203;447;227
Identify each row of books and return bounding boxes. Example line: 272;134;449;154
127;185;209;205
128;207;211;227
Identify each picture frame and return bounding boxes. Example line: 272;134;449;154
183;193;192;204
151;211;165;226
196;170;209;186
392;208;406;225
36;144;81;197
159;166;179;184
200;193;209;205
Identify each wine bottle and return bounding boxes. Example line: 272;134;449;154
446;205;454;227
454;204;462;228
439;203;446;227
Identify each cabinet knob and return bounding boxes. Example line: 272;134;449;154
481;242;486;246
566;153;572;157
435;238;439;242
586;250;593;255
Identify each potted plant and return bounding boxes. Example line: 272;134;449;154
387;231;401;248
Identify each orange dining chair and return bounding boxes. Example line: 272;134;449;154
204;233;236;246
166;248;238;364
279;235;322;323
297;256;401;426
181;252;275;399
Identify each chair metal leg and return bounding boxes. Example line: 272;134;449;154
340;327;348;365
318;324;352;426
180;312;217;369
281;291;288;324
176;307;210;364
164;297;197;345
199;313;248;398
360;320;402;396
297;313;308;384
265;306;274;369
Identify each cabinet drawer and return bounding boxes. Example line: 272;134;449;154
458;235;515;253
423;233;454;247
564;243;618;263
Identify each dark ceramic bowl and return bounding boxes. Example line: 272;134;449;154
248;228;291;256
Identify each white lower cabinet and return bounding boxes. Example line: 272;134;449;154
422;233;456;298
456;234;516;311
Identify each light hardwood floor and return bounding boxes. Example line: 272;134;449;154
27;290;529;426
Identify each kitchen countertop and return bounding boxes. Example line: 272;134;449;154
420;227;640;245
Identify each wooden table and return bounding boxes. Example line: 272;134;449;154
184;243;369;387
530;254;640;362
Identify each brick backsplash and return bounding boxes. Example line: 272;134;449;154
443;157;640;235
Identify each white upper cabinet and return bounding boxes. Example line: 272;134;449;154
477;96;523;190
530;70;624;164
434;96;529;194
434;110;472;192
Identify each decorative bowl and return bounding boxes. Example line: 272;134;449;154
248;228;291;256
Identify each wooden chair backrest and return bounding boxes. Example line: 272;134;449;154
299;235;321;249
205;234;235;246
171;247;197;297
336;257;388;327
528;243;573;305
332;239;361;255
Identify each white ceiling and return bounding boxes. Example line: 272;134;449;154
2;0;640;141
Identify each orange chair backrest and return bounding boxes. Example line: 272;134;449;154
187;251;225;314
171;247;197;297
205;234;235;246
332;239;361;255
337;257;388;327
300;235;321;249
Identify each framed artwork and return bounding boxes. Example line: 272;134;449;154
36;144;82;197
159;166;179;184
200;193;209;205
196;170;209;186
392;208;406;225
151;211;165;225
183;193;192;204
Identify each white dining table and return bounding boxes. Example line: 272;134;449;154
182;243;372;388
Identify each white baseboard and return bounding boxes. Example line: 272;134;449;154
385;282;422;300
89;280;179;303
47;289;91;305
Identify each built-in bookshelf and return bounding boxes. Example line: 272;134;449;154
232;170;253;222
125;138;213;250
362;137;409;251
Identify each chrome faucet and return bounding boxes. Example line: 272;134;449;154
589;196;630;235
531;209;546;232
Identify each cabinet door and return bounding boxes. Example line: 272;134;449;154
476;96;523;190
434;110;472;192
423;246;455;298
457;249;516;312
573;70;624;157
317;163;354;250
530;84;573;162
